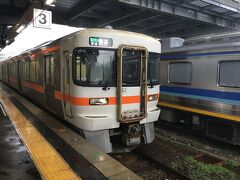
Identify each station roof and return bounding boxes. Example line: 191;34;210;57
1;0;240;49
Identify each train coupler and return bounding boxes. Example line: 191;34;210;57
122;124;141;146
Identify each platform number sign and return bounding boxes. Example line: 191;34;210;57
33;9;52;29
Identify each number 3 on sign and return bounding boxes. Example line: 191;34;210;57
33;9;52;29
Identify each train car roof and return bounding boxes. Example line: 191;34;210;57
61;28;161;53
1;28;160;63
63;28;159;43
162;41;240;54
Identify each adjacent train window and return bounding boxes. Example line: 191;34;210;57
219;61;240;88
169;62;192;84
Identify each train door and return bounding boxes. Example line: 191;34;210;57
44;54;56;112
117;45;148;123
63;51;72;117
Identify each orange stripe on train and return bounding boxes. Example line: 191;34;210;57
32;45;61;57
11;82;158;106
21;80;44;93
54;91;158;106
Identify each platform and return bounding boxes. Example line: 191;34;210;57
0;101;40;179
0;83;140;180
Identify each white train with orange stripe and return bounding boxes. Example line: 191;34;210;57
0;28;161;153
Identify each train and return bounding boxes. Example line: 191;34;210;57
159;36;240;145
0;28;161;153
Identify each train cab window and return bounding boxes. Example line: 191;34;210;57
122;50;140;86
219;61;240;88
73;48;116;87
169;62;192;84
148;53;160;85
75;56;87;82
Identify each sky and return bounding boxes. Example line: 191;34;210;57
0;23;82;60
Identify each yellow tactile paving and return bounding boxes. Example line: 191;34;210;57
3;86;141;180
0;90;80;180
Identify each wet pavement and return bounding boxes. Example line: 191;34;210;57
0;102;41;180
0;84;140;180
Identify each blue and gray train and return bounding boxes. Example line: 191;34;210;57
159;36;240;145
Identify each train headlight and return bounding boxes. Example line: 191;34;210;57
89;98;109;105
148;94;158;101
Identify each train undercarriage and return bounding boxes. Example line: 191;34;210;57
160;108;240;145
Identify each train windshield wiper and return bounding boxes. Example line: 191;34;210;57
102;81;110;90
102;71;113;90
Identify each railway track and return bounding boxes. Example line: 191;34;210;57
111;137;193;180
111;150;190;180
112;132;239;180
153;122;240;179
155;121;240;162
133;149;190;180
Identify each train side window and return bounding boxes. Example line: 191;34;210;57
14;63;16;76
169;62;192;84
45;55;55;86
23;61;30;81
36;60;39;83
50;56;55;86
13;63;16;77
219;61;240;88
66;55;70;84
30;60;36;82
22;62;25;80
8;62;12;76
23;61;26;80
9;63;12;77
0;65;1;78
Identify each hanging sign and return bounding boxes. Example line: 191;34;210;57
33;8;52;29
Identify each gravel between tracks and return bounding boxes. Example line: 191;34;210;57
111;153;171;180
111;123;240;180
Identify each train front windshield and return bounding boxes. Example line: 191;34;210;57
73;48;160;87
